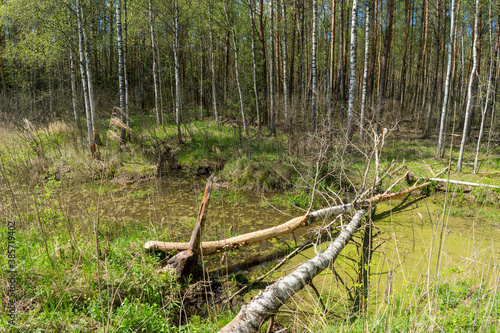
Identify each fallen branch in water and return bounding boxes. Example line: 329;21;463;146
426;177;500;189
144;182;429;255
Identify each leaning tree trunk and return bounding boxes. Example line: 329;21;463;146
359;0;371;143
346;0;359;140
310;0;317;134
116;0;126;141
218;209;368;332
437;0;456;157
457;0;479;173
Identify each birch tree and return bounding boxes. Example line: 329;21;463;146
149;0;161;126
225;0;248;135
310;0;317;134
457;0;479;173
280;0;289;127
248;0;261;131
81;6;97;137
174;0;182;143
269;0;276;136
116;0;126;141
346;0;359;140
76;0;92;149
437;0;456;157
359;0;371;143
123;0;129;132
208;0;219;129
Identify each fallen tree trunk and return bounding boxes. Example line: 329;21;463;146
427;177;500;189
218;209;368;333
144;182;428;255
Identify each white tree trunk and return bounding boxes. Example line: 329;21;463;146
81;11;97;135
359;0;371;143
437;0;455;157
248;0;261;130
280;0;289;126
219;209;368;332
346;0;358;140
174;0;182;143
310;0;317;134
116;0;126;141
225;1;248;135
208;1;219;129
457;0;479;173
149;0;161;126
76;0;92;147
269;0;276;135
124;0;129;132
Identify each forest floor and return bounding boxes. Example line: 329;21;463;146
1;116;500;331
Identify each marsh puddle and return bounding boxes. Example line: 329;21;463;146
6;171;500;287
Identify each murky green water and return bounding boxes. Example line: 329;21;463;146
5;171;500;289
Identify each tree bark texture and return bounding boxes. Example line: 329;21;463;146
218;209;368;333
346;0;358;140
457;0;479;173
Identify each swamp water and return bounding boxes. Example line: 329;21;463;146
4;171;500;301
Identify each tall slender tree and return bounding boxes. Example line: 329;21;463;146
174;0;182;143
248;0;261;131
116;0;126;141
310;0;317;134
375;0;394;132
225;0;248;135
149;0;161;126
346;0;359;140
269;0;276;135
437;0;455;157
457;0;479;173
208;0;219;129
280;0;289;127
359;0;372;143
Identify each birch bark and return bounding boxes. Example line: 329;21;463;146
359;0;371;143
437;0;455;157
149;0;161;126
346;0;358;140
457;0;479;173
116;0;126;141
208;1;219;129
310;0;317;134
